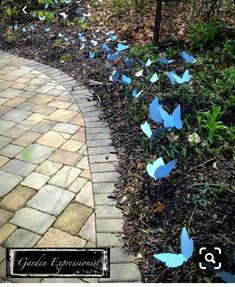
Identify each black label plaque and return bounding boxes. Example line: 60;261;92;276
6;248;110;278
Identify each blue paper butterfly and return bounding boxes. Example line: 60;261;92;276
45;3;49;9
141;122;169;139
116;43;129;52
180;51;197;64
158;104;183;130
147;157;178;180
154;227;194;268
132;89;142;99
39;15;46;21
167;69;191;85
44;27;50;33
122;74;132;85
22;27;27;33
107;52;119;62
78;33;86;42
108;32;117;42
89;51;95;60
109;70;119;82
102;43;110;53
149;98;163;124
150;73;159;83
91;39;98;46
158;57;174;65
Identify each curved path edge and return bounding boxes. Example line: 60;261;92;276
0;51;141;283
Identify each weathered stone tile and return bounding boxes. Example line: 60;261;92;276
94;193;116;206
52;123;80;134
29;78;50;86
22;172;49;190
42;278;85;283
36;228;86;247
35;85;54;94
97;233;122;247
96;205;122;219
31;123;51;133
26;113;46;123
68;177;87;194
88;146;116;155
80;169;91;180
0;186;36;212
0;223;17;244
71;127;85;142
0;88;23;99
90;163;118;173
28;185;74;216
78;213;95;242
30;105;56;115
47;109;77;122
96;219;123;232
10;207;55;235
93;183;115;194
0;136;13;149
0;208;13;228
28;94;54;105
0;119;16;134
87;139;112;147
75;182;94;207
2;109;31;123
0;246;6;263
37;131;67;148
0;144;23;158
92;172;119;183
54;203;93;234
76;156;89;170
0;170;22;197
15;120;37;131
49;166;81;189
12;130;41;147
1;159;36;177
110;248;134;264
47;100;72;109
70;113;85;126
49;149;82;166
86;132;112;141
0;155;10;167
99;263;141;282
36;160;62;176
89;154;118;164
3;127;25;139
60;140;84;152
4;229;41;247
4;97;26;108
78;144;87;156
16;144;54;164
0;98;8;105
0;106;12;116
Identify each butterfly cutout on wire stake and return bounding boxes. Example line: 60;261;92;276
154;227;194;267
146;157;178;180
167;69;191;85
180;51;197;64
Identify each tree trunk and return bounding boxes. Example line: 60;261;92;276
153;0;162;47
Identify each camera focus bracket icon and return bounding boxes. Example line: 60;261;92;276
199;247;222;270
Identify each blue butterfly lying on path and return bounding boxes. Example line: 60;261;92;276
141;122;169;139
159;104;183;130
180;51;197;64
167;69;191;85
154;227;194;267
147;157;178;180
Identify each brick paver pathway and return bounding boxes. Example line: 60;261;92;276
0;51;141;283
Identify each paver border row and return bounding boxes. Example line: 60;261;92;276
0;51;141;282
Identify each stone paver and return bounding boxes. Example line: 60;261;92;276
54;202;93;235
0;52;141;283
49;166;81;188
28;185;74;216
10;207;55;235
36;228;86;247
0;186;36;212
1;159;36;177
4;228;41;247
